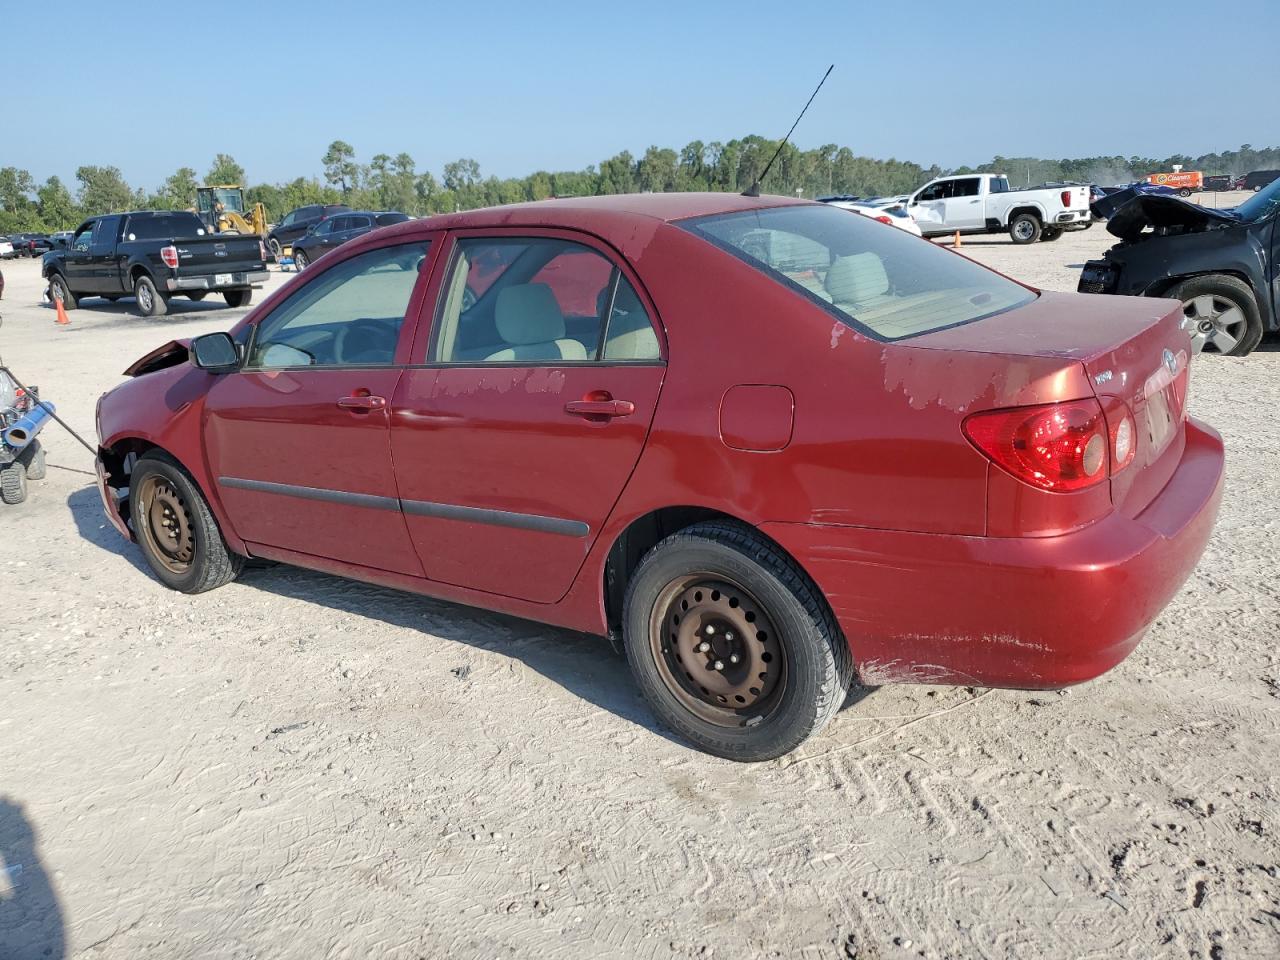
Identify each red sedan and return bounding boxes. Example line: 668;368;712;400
95;193;1223;760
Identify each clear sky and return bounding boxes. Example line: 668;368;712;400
5;0;1275;190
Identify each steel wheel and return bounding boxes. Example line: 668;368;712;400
649;576;786;728
1012;219;1035;242
1182;293;1247;354
136;474;194;575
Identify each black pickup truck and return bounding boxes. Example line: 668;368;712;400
42;211;268;317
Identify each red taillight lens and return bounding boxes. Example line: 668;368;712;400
1061;190;1072;207
160;245;179;269
875;215;893;225
964;400;1109;492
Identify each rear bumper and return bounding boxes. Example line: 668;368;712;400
1055;210;1091;224
761;418;1224;689
166;270;268;292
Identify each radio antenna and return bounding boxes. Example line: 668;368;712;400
743;64;834;198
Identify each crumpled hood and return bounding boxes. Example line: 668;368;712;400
1102;192;1239;241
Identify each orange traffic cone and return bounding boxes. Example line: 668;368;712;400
54;297;70;325
953;230;962;247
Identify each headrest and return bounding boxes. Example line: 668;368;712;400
825;253;889;304
495;284;565;345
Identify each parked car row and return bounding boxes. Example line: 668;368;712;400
291;210;411;268
0;232;54;258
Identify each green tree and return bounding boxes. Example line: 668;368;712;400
206;153;246;185
160;166;200;208
37;176;78;229
75;165;133;216
322;140;359;197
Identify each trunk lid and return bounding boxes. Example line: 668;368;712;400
911;290;1191;517
171;234;263;272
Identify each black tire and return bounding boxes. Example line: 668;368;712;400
1041;226;1063;242
134;274;168;317
622;521;855;761
1169;274;1264;357
0;462;28;505
48;273;78;309
1008;213;1042;244
268;237;282;258
129;451;243;593
294;250;310;270
18;440;46;481
187;291;208;301
224;288;252;308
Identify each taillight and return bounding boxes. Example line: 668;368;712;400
160;245;179;269
875;216;893;226
1061;190;1072;207
1099;397;1137;474
963;399;1109;492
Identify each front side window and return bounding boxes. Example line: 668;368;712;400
432;237;659;363
71;223;94;252
917;181;950;201
248;242;429;368
682;204;1035;341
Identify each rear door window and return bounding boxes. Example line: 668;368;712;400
682;204;1035;341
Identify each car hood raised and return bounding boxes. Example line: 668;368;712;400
1102;193;1239;241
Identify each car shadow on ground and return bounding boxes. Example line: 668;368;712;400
0;797;66;960
66;485;874;748
38;296;251;333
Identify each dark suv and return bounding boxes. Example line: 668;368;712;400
290;211;410;269
265;204;351;257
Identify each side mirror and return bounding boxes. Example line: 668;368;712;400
191;332;240;374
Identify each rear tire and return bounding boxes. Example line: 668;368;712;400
622;521;855;761
48;273;77;309
268;237;282;258
1009;213;1042;244
0;462;28;504
134;274;168;317
129;452;243;593
1178;188;1192;198
19;441;46;481
224;288;252;308
1169;274;1263;357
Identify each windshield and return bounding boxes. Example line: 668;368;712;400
1233;177;1280;222
681;204;1035;341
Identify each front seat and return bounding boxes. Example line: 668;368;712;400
485;283;589;362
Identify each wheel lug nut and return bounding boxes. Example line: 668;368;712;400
697;641;710;653
713;660;724;671
705;625;715;635
725;632;734;641
729;654;739;664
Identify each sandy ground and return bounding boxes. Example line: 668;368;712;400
0;215;1277;960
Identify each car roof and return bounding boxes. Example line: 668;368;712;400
376;192;807;239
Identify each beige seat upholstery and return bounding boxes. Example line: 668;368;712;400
603;281;660;360
485;284;589;362
824;253;892;310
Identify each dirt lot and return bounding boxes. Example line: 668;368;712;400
1;214;1277;959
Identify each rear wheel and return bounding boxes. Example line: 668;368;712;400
19;441;46;481
622;521;854;761
1009;213;1042;244
48;273;77;309
130;452;243;593
1170;274;1263;357
224;288;252;308
1178;188;1192;198
0;462;27;504
268;237;282;258
134;274;168;317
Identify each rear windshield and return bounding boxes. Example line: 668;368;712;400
376;212;410;226
125;213;206;240
681;204;1035;341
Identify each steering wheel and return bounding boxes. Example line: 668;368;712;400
334;318;394;364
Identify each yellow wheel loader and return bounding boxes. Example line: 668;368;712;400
195;185;267;236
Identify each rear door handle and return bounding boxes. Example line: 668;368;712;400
564;399;635;418
337;395;387;411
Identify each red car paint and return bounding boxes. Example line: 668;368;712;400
95;193;1224;689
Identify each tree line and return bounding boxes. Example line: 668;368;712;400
1;140;1276;234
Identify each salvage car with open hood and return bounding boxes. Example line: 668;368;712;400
1078;179;1280;356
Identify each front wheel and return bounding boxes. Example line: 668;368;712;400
134;274;168;317
129;452;243;593
1178;188;1192;198
48;273;78;309
0;462;28;504
294;250;310;270
1170;274;1263;357
1008;213;1042;244
622;521;855;761
224;288;252;308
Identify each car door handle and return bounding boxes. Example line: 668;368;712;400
337;395;387;411
564;399;635;418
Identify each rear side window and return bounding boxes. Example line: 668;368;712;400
952;178;981;197
350;215;372;230
682;204;1035;341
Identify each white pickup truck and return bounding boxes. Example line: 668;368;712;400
903;173;1091;244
